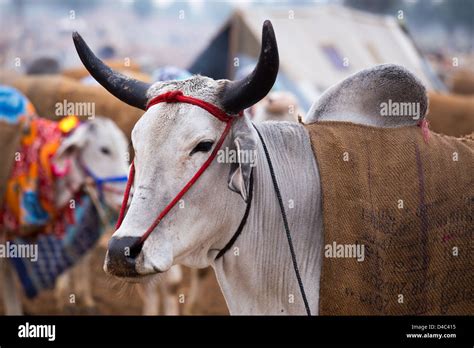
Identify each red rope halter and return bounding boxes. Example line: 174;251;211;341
115;91;240;245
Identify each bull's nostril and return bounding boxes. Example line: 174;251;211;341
107;236;143;277
129;239;143;259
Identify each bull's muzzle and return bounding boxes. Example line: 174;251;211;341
105;236;143;277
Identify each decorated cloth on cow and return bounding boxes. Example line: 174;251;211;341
0;86;37;206
10;194;103;298
306;121;473;315
0;85;37;124
1;112;80;238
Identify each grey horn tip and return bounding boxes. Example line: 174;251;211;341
263;19;273;29
72;31;81;41
263;20;275;36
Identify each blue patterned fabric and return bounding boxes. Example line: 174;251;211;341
10;195;103;298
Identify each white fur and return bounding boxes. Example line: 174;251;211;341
53;117;130;210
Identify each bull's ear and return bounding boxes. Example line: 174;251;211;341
227;116;256;202
54;122;90;160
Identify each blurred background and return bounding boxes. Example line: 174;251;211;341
0;0;473;315
0;0;473;111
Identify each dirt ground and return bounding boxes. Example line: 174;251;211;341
0;245;229;315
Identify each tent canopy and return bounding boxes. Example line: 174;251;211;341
189;5;445;111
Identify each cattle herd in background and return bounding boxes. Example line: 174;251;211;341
2;57;473;137
0;52;473;315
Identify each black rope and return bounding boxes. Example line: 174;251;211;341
215;170;254;260
253;124;312;316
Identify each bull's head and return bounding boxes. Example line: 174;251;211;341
73;21;279;278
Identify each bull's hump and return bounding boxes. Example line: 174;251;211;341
305;64;428;128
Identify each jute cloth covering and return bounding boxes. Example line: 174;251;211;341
306;121;473;315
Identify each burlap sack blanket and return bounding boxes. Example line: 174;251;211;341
306;121;473;315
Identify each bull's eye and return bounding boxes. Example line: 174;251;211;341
100;146;111;155
190;141;214;156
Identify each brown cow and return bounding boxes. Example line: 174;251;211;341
446;68;474;95
427;92;474;137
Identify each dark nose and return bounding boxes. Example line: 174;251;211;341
106;237;143;277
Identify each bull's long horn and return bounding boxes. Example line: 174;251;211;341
72;32;150;110
221;20;279;114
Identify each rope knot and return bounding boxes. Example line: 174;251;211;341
146;90;184;109
162;90;183;102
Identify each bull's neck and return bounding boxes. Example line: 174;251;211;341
212;122;324;315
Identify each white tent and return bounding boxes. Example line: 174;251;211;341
190;5;445;111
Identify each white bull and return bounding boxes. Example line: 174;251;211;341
73;21;429;315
